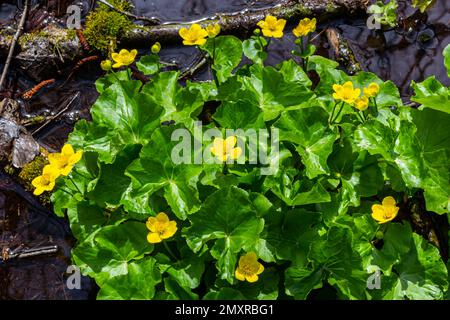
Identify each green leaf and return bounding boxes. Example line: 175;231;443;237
204;288;246;300
278;59;312;88
412;0;436;12
213;100;265;129
411;76;450;114
164;276;199;300
203;36;243;83
444;44;450;77
265;209;321;265
125;126;203;219
141;72;206;128
184;187;264;283
136;54;160;75
351;72;402;108
285;267;324;299
367;0;398;27
89;144;140;208
219;64;315;121
97;258;161;300
275;107;338;178
157;246;205;289
371;222;448;299
242;36;267;64
72;221;153;282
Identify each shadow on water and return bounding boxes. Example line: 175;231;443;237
0;0;449;299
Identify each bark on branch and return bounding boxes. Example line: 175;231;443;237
0;0;369;80
124;0;369;44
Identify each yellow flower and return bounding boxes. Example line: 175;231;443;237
31;165;60;196
146;212;177;244
206;24;221;38
179;24;208;46
151;42;161;54
332;81;361;104
100;60;112;71
235;252;264;283
371;196;399;224
111;49;138;68
293;17;317;37
210;136;242;162
256;15;286;38
48;144;83;176
354;95;369;111
363;82;380;98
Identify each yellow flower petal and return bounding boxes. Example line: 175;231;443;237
230;147;242;160
257;263;264;275
235;269;246;281
156;212;169;224
245;274;259;283
225;136;237;149
61;144;75;157
382;196;396;206
147;232;162;243
146;217;157;232
161;221;177;239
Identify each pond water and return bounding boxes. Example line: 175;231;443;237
0;0;449;299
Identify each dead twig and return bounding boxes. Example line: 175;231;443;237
180;55;208;79
0;0;30;91
31;92;80;136
97;0;160;25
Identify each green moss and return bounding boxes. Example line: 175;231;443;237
18;155;51;204
84;0;134;53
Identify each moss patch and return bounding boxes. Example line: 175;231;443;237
84;0;134;53
18;155;51;204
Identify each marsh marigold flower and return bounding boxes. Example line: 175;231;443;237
111;49;138;68
332;81;361;105
354;95;369;111
257;15;286;38
293;17;317;37
363;82;380;97
179;24;208;46
151;42;161;54
32;165;60;196
146;212;177;244
206;24;221;38
210;136;242;162
100;60;112;71
235;252;264;283
371;196;399;224
48;144;83;176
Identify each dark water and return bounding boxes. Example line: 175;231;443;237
0;0;449;299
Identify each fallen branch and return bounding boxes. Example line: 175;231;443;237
325;27;363;74
0;0;29;91
124;0;369;45
0;0;369;80
97;0;160;25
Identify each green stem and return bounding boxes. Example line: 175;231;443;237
212;37;216;62
329;101;338;124
331;102;345;124
72;170;90;180
356;111;365;123
372;97;378;115
163;241;178;261
68;176;82;194
59;188;74;197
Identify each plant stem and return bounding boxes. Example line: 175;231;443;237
163;241;178;261
68;176;82;194
331;102;345;124
372;97;378;115
329;101;338;124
